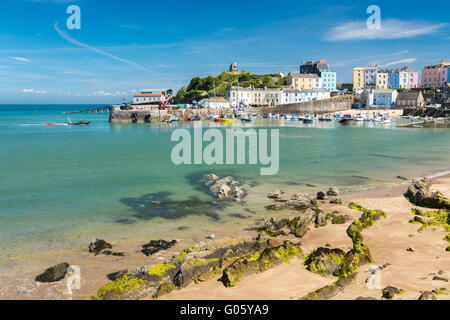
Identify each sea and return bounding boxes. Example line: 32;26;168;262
1;104;449;260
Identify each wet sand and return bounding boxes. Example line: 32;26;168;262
0;174;449;300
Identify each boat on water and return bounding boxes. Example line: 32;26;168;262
68;118;91;126
378;116;391;124
355;114;365;121
214;115;236;123
291;114;299;121
187;115;202;121
325;115;334;121
43;123;57;126
303;115;313;123
339;118;349;124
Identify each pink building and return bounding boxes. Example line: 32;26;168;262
409;71;419;89
421;61;450;87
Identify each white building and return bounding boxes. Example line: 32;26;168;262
361;89;398;108
282;88;331;104
198;97;230;109
133;91;165;105
226;86;282;107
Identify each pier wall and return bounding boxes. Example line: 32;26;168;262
247;95;354;115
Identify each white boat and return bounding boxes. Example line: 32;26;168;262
378;116;391;124
355;114;365;121
325;115;334;121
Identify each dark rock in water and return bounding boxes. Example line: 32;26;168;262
407;247;414;252
304;247;346;276
89;239;112;255
397;176;408;181
316;191;328;200
177;226;188;231
432;276;448;282
356;296;377;300
204;174;247;201
107;269;128;281
267;189;283;199
35;263;70;283
102;250;125;257
418;291;437;300
327;187;339;197
404;177;450;209
381;286;405;300
141;240;177;256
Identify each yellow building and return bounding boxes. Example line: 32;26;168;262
287;72;321;90
376;71;389;89
352;67;365;91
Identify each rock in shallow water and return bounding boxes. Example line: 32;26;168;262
89;239;112;255
35;263;70;283
141;240;177;256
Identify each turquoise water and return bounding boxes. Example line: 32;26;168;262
1;105;449;259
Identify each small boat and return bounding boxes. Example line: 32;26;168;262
169;116;180;123
43;123;57;126
355;114;365;121
339;118;349;124
378;116;391;124
303;115;313;123
318;115;326;121
187;115;202;121
325;115;334;121
68;119;91;126
291;114;299;121
241;115;253;123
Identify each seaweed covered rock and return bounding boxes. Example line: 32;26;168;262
381;286;405;300
327;187;339;197
266;192;316;212
333;248;372;278
221;240;302;287
300;272;357;300
35;263;70;283
91;237;274;300
331;214;351;225
330;198;343;205
304;247;346;276
418;291;437;300
405;177;450;209
257;210;317;238
141;240;177;256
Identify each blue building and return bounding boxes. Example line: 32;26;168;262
321;71;337;91
388;71;399;89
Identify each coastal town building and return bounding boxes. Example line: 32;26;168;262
361;89;398;108
198;97;231;109
320;71;337;91
282;88;331;104
300;59;330;76
421;61;450;87
229;62;240;74
364;66;378;90
376;71;389;90
133;91;165;105
388;70;400;90
395;91;425;108
287;73;321;90
226;86;282;107
352;67;365;92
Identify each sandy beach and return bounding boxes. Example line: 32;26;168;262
0;172;448;301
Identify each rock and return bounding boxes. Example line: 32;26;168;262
102;250;125;257
381;286;405;300
432;276;448;282
206;174;247;201
329;198;343;204
406;247;414;252
327;187;339;197
207;234;215;240
89;239;112;255
107;269;128;281
221;240;302;287
300;273;357;300
141;240;177;256
35;263;70;283
356;296;377;300
267;189;283;199
316;191;328;200
404;177;450;209
315;212;327;227
418;291;437;300
304;247;346;276
397;176;408;181
331;215;351;224
265;204;285;211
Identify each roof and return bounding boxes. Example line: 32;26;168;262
133;93;164;97
372;89;396;94
396;91;421;100
289;73;320;79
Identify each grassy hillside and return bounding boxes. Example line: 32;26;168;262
175;72;287;103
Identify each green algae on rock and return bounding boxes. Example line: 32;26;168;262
299;272;358;300
304;247;345;276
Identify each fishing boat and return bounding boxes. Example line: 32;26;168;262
318;115;326;121
169;116;180;123
378;116;391;124
241;115;253;122
325;114;334;121
342;114;354;121
43;123;57;126
303;115;313;123
355;114;365;121
187;115;202;121
68;118;90;126
291;114;299;121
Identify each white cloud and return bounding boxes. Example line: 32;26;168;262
92;90;128;97
325;19;447;41
380;58;417;68
10;56;31;63
22;89;48;94
54;22;158;76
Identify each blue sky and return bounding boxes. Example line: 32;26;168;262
0;0;448;104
